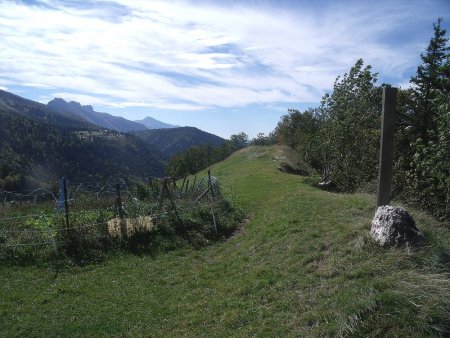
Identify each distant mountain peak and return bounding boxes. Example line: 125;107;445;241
83;105;94;112
68;100;82;108
134;116;178;129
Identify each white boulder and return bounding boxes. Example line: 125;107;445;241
371;206;423;247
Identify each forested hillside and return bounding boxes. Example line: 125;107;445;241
0;109;165;190
133;126;225;158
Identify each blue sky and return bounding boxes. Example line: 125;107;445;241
0;0;448;138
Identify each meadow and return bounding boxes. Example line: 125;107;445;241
1;146;449;337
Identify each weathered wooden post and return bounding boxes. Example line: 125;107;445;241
116;183;124;219
208;169;215;197
158;178;167;214
62;177;70;229
377;87;397;207
116;182;127;240
192;175;197;192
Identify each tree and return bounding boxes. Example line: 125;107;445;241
274;108;318;157
317;59;381;191
228;132;249;151
407;18;450;219
409;94;450;219
410;17;449;143
250;132;277;146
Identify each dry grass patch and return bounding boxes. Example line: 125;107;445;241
107;216;154;238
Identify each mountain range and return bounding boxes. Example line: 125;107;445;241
48;98;148;133
0;89;225;190
0;90;97;130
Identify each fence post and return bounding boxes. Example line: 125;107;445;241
377;87;397;207
63;177;70;235
164;179;182;224
1;192;4;207
116;183;124;219
116;182;127;240
192;175;197;192
209;193;218;235
208;169;214;196
158;178;167;214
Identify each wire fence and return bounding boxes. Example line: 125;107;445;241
0;170;239;264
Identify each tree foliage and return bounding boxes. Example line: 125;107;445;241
275;59;381;191
406;18;450;219
273;19;450;220
250;132;277;146
410;18;450;143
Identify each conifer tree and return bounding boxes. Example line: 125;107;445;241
410;18;449;143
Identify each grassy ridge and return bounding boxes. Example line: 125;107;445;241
1;146;449;336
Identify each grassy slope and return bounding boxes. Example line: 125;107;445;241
1;146;449;337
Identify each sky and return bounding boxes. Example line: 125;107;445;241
0;0;449;138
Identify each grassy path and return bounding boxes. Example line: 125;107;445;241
1;146;449;336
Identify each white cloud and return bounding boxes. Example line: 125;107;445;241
0;0;445;112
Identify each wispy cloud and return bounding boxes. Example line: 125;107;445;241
0;0;447;111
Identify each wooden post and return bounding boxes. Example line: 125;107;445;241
206;170;217;234
208;169;214;196
63;177;70;234
158;178;167;215
192;175;197;192
377;87;397;207
116;183;127;240
165;180;182;224
116;183;124;219
209;193;217;235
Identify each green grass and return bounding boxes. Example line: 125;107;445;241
1;146;449;337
